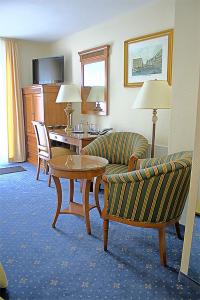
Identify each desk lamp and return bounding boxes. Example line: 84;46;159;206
87;86;104;111
56;84;81;131
133;80;171;157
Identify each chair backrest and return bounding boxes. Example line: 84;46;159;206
32;121;51;159
82;132;148;165
104;155;192;224
137;151;192;169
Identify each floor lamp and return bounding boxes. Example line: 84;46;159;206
133;80;171;158
56;84;82;131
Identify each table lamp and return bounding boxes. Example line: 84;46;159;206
56;84;81;131
133;80;171;157
87;86;104;111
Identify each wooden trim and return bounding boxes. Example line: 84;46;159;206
101;213;179;229
78;45;110;58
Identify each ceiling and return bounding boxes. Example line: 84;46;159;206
0;0;156;42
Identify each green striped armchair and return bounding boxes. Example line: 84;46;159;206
81;132;148;175
102;151;192;266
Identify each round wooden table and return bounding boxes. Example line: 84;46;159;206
48;155;108;234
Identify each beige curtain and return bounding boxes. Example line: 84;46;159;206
5;39;26;162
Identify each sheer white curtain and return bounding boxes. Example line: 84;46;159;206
0;38;8;163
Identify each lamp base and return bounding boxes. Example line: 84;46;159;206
64;125;73;132
94;102;103;112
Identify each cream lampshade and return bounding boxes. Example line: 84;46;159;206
87;86;104;111
133;80;172;157
56;84;81;131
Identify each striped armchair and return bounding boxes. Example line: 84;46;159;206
102;151;192;266
81;132;148;175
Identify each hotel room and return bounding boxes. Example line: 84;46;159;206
0;0;200;299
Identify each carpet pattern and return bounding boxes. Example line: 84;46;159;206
188;216;200;284
0;163;200;299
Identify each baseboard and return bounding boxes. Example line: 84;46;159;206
178;271;200;289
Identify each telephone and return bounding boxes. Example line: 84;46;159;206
88;128;113;135
99;128;113;135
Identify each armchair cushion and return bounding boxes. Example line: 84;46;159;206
105;164;128;175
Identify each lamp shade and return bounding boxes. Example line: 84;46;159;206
87;86;104;102
56;84;81;103
133;80;172;109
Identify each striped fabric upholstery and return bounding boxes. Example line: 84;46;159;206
136;151;192;170
103;155;192;224
81;132;148;174
105;164;128;175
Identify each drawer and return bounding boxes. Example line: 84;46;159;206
50;134;66;143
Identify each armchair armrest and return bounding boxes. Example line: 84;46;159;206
127;154;138;171
103;161;176;184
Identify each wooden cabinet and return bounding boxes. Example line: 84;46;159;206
22;84;67;165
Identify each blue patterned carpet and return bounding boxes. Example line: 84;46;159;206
0;162;200;299
188;216;200;284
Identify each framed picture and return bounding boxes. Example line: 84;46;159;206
124;29;173;87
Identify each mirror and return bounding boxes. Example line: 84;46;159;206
78;45;110;115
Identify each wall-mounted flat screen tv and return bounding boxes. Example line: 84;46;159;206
32;56;64;84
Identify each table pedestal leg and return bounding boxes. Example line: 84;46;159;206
52;175;62;228
82;179;92;234
93;176;102;216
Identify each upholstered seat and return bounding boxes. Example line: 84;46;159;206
102;151;192;266
81;132;148;175
32;121;76;186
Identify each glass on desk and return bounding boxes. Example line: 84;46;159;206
73;123;84;133
88;123;100;134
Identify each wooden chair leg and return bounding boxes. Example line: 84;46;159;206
175;222;183;240
46;163;49;175
48;174;51;187
93;176;102;216
103;220;109;251
158;228;167;267
36;157;41;180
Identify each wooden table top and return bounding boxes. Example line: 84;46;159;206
48;155;108;172
49;129;99;140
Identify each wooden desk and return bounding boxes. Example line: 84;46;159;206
49;129;98;154
49;155;108;234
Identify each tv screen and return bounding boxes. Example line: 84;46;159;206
32;56;64;84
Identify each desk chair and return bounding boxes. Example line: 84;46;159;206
32;121;76;187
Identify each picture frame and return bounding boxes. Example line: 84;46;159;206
124;29;173;87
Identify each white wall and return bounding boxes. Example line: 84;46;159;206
50;0;175;146
169;0;199;153
169;0;200;225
